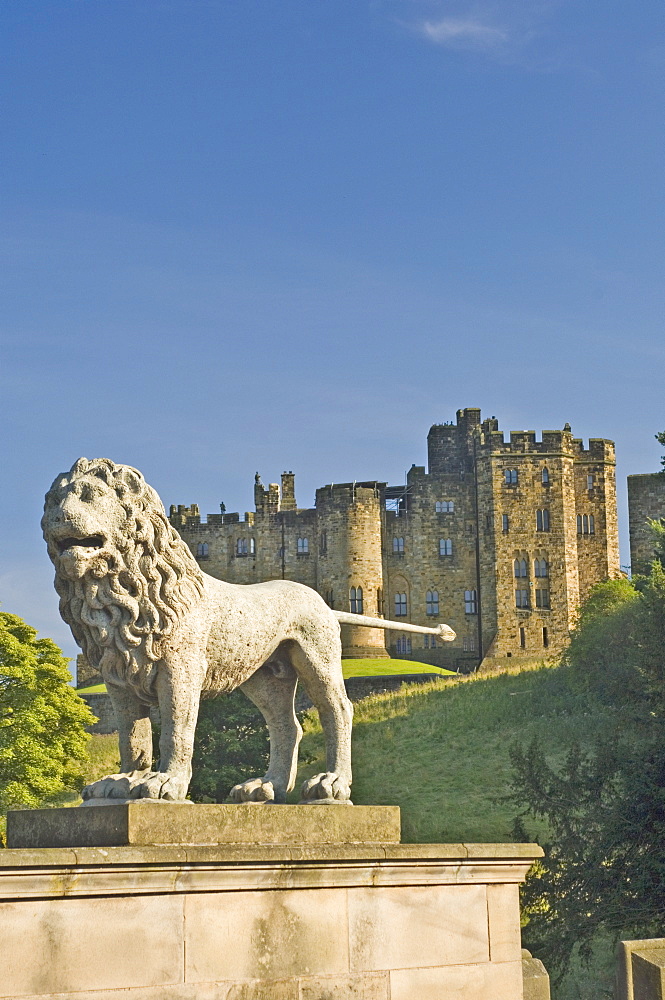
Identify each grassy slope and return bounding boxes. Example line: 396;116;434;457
295;662;607;843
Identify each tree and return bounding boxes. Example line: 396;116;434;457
0;612;95;812
510;562;665;980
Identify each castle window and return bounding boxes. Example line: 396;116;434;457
578;515;595;536
542;467;550;485
396;636;412;655
377;588;383;614
394;593;407;617
325;590;334;607
502;514;510;533
393;536;405;554
515;589;529;608
297;537;309;554
536;589;550;609
543;626;549;648
536;509;550;532
349;587;364;614
439;538;453;556
426;590;439;616
249;537;255;555
463;635;476;652
435;500;454;513
319;531;327;555
589;514;595;534
534;559;549;578
520;627;526;649
236;537;248;555
587;474;595;490
514;559;528;578
196;542;209;559
504;469;518;485
464;590;477;614
424;634;438;649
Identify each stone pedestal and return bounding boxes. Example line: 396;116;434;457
1;804;541;1000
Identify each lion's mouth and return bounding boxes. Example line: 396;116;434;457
58;535;105;554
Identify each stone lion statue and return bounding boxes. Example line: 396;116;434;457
43;458;454;805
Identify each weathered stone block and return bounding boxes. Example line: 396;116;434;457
6;802;401;849
184;887;349;982
522;948;551;1000
347;883;488;972
633;949;665;1000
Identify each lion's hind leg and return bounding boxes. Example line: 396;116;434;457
228;650;302;804
289;633;353;804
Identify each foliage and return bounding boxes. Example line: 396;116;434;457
510;562;665;981
656;429;665;472
0;612;95;813
184;690;270;803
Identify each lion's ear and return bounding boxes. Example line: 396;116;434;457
119;467;144;494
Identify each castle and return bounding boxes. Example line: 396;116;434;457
170;408;621;670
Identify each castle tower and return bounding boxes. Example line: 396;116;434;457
315;483;389;658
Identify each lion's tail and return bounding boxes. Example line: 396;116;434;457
333;611;455;642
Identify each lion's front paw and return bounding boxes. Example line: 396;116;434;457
81;770;189;802
228;777;277;803
300;772;352;804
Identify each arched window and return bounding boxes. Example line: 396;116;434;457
439;538;453;556
393;537;404;554
577;514;583;534
297;537;309;554
349;587;364;614
435;500;454;513
536;509;550;532
515;588;529;608
534;559;549;578
514;559;528;578
542;467;550;485
319;531;327;555
394;593;407;617
504;469;518;485
426;590;439;616
236;537;248;555
464;590;477;614
196;542;209;559
396;636;412;655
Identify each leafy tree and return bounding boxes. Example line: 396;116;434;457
0;612;95;813
510;562;665;980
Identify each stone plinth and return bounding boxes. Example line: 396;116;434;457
0;805;541;1000
617;939;665;1000
7;802;400;849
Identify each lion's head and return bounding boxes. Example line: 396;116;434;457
42;458;205;698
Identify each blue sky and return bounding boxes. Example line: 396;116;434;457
1;0;664;661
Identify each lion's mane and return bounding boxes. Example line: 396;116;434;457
43;458;205;701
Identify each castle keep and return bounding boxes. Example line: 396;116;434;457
170;408;620;669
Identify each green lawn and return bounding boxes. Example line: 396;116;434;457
342;658;455;678
77;658;454;695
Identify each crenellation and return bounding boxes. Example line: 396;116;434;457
170;408;620;667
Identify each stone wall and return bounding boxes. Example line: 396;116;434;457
628;473;665;575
